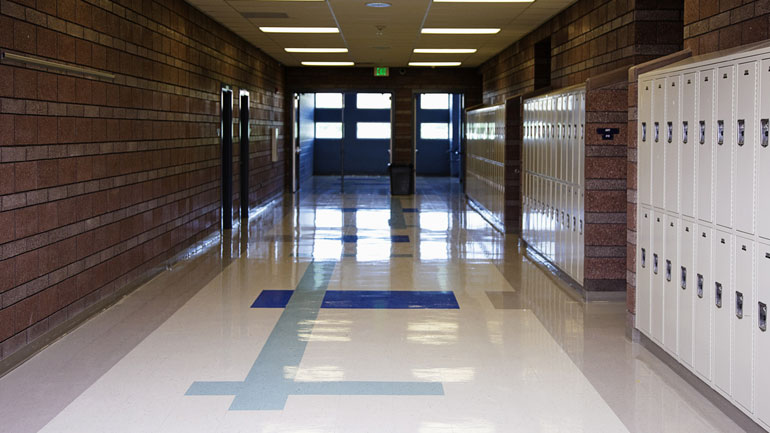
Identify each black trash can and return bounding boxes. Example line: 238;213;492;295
389;163;413;195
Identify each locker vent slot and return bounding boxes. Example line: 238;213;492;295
716;282;723;308
654;122;660;142
681;266;687;290
736;291;744;319
667;122;673;143
642;122;647;142
760;302;767;332
666;260;672;281
761;119;768;148
700;121;706;145
641;248;646;268
683;121;688;144
737;119;745;146
718;120;724;145
653;254;659;274
697;274;704;298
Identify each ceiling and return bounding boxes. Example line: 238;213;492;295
187;0;575;68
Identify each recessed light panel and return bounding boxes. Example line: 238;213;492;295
413;48;477;53
260;27;340;33
285;48;349;53
421;28;500;34
302;61;355;66
408;62;462;67
434;0;533;2
365;2;392;6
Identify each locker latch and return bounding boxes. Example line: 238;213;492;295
737;119;745;147
682;121;688;144
654;122;660;142
641;248;646;268
642;122;647;142
715;282;723;308
699;121;706;145
761;119;769;148
717;120;724;145
573;216;576;231
697;274;704;298
681;266;687;290
736;291;744;319
653;254;658;274
760;302;767;332
667;122;673;143
666;260;672;281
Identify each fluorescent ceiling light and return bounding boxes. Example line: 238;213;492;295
285;48;349;53
260;27;339;33
302;61;355;66
434;0;533;2
408;62;462;67
365;2;392;6
413;48;477;54
421;28;500;34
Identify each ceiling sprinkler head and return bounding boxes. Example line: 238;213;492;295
376;25;386;36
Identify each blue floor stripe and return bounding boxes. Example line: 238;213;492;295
251;290;294;308
322;291;459;309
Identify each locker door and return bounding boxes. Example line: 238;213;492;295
567;185;575;279
756;243;770;426
653;79;666;209
735;62;758;235
579;92;585;190
664;215;679;354
639;80;653;206
759;60;770;241
637;207;653;334
652;212;665;343
716;65;735;228
679;220;695;367
695;225;713;380
665;75;681;213
733;237;754;411
714;231;733;395
567;94;574;185
681;73;697;218
698;69;716;223
557;183;564;270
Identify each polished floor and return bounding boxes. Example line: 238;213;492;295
0;177;747;432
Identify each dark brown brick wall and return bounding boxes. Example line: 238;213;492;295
684;0;770;55
285;67;482;169
0;0;285;360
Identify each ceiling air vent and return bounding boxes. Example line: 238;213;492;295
242;12;289;19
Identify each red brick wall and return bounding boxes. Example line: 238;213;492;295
0;0;285;361
684;0;770;55
285;67;482;168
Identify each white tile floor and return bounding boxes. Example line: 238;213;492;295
0;177;748;432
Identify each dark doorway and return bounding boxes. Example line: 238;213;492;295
239;90;249;219
221;87;233;230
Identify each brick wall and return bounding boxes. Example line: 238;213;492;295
684;0;770;55
0;0;285;361
285;67;482;171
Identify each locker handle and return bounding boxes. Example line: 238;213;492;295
715;282;723;308
697;274;704;298
642;122;647;142
737;119;745;147
699;121;706;145
761;119;769;148
681;266;687;290
717;120;724;145
760;302;767;332
641;248;646;268
667;122;673;143
573;216;576;231
654;122;660;142
653;254;659;274
666;260;672;282
682;121;688;144
736;291;744;319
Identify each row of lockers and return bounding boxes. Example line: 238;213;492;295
466;105;506;227
636;41;770;430
522;87;586;284
638;47;770;238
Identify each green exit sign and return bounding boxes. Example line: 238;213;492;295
374;67;389;77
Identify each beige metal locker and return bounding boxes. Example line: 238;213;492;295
733;237;754;411
756;243;770;427
665;75;681;213
652;212;665;343
716;65;735;228
638;208;653;334
758;60;770;241
653;79;666;209
735;62;758;235
640;81;653;206
695;225;713;380
664;215;679;354
714;231;733;395
681;73;697;218
679;220;695;367
698;70;715;223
